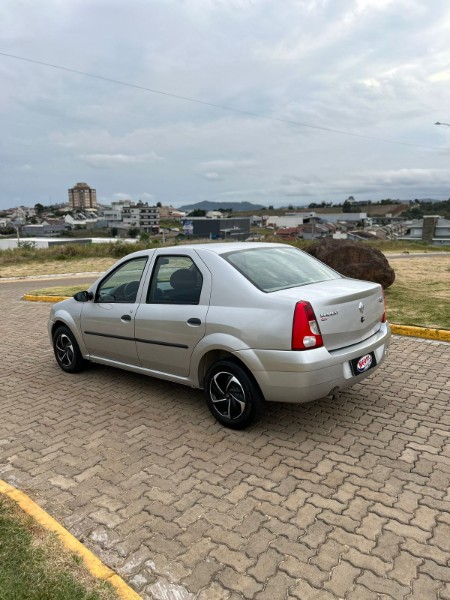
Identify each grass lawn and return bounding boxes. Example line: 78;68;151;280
0;495;118;600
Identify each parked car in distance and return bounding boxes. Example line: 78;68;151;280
49;242;390;429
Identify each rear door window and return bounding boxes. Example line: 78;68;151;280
147;255;203;304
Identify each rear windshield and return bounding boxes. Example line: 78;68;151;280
224;246;340;292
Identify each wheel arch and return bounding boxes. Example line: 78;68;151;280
50;316;88;358
197;349;265;400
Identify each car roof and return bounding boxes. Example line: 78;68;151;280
126;242;288;259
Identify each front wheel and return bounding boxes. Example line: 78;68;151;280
204;360;264;429
53;325;87;373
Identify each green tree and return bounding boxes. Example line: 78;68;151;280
128;227;140;238
189;209;206;217
34;203;44;216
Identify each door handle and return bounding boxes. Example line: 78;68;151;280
187;318;201;326
121;314;132;321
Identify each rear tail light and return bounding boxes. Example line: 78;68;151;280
381;289;387;323
292;301;324;350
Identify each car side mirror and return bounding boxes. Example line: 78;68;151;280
73;290;93;302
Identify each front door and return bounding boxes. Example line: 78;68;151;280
80;256;149;366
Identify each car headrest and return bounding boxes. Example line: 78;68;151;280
170;268;196;290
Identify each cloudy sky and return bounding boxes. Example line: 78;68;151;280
2;0;450;210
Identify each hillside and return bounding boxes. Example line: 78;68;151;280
179;201;265;212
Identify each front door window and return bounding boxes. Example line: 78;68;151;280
97;257;148;303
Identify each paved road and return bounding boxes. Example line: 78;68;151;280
1;279;450;600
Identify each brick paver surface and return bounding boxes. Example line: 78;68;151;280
1;278;450;599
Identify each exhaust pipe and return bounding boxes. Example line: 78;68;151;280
326;386;340;402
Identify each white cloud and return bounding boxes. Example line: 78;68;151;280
79;152;164;169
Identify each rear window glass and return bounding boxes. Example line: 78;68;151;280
224;246;340;292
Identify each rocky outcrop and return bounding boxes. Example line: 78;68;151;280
305;239;395;288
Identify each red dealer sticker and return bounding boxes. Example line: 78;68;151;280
350;352;376;376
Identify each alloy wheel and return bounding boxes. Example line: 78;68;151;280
209;371;247;420
55;333;75;368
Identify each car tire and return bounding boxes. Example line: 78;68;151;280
204;360;264;429
53;325;87;373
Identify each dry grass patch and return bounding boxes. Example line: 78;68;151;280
386;255;450;329
0;258;115;278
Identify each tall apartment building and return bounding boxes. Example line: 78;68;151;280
68;182;97;211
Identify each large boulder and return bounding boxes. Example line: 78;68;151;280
304;239;395;288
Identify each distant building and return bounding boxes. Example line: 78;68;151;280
181;217;250;240
22;220;69;236
299;222;336;240
275;227;299;239
159;206;186;219
399;216;450;246
99;200;134;227
122;202;160;233
68;182;97;211
316;212;368;224
268;213;317;228
65;212;99;229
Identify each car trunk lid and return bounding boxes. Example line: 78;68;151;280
274;278;385;351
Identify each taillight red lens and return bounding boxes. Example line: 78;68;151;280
292;301;324;350
381;289;387;323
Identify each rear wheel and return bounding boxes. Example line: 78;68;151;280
53;325;87;373
204;360;264;429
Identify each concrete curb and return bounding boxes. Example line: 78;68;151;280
21;294;450;342
389;323;450;343
0;480;141;600
22;294;71;303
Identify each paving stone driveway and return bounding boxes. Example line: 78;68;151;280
1;278;450;600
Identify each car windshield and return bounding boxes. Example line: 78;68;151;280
224;246;340;292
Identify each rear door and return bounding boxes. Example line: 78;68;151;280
134;251;211;377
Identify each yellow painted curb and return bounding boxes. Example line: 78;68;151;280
0;480;142;600
22;294;70;302
390;324;450;342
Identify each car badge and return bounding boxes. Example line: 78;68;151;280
358;302;365;313
319;310;338;321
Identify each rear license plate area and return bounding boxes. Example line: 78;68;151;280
350;352;376;376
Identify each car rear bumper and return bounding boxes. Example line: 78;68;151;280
235;323;390;404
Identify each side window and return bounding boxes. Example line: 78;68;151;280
97;257;147;303
147;256;203;304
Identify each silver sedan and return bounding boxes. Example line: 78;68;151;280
49;242;390;429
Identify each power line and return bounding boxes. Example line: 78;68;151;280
0;50;442;151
